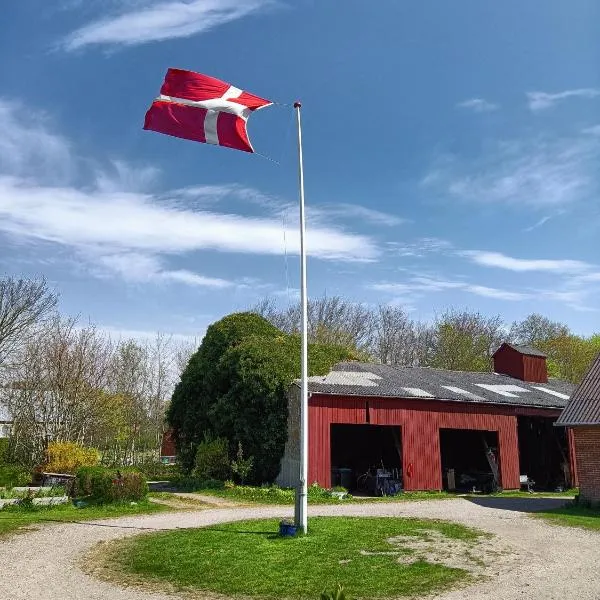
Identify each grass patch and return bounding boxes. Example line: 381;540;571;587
535;504;600;531
172;482;452;505
0;499;169;538
97;516;485;599
474;489;578;499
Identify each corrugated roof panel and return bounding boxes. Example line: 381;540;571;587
442;386;487;401
475;384;531;398
556;354;600;425
532;387;570;400
401;387;434;398
308;371;381;387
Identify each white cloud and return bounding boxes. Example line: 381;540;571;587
457;98;499;113
63;0;277;50
387;238;453;258
527;89;600;112
0;97;379;290
0;178;377;262
371;276;528;302
0;99;73;184
310;203;405;227
94;160;161;193
463;251;592;274
95;252;232;287
582;125;600;136
423;135;600;209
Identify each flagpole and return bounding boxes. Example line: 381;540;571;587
294;101;309;535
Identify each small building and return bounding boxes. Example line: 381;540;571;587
0;398;12;439
277;344;576;493
160;429;177;464
556;352;600;504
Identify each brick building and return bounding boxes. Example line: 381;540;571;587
556;353;600;504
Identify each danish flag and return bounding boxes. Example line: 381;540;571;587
144;69;272;153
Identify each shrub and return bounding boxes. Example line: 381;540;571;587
231;442;253;484
321;584;350;600
194;437;230;481
74;466;147;502
45;441;99;474
0;465;31;488
0;438;10;464
137;460;180;482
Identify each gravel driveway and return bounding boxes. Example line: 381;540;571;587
0;497;598;600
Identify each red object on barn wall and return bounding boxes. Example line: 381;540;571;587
493;343;548;383
307;394;565;491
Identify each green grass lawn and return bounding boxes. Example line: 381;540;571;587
0;500;169;538
98;517;486;599
535;505;600;531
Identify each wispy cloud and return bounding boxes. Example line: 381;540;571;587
0;98;379;290
527;88;600;112
63;0;277;50
371;276;528;302
522;214;553;232
457;98;499;113
310;203;406;227
582;124;600;136
0;99;73;184
95;252;232;288
386;238;453;258
422;134;600;209
462;251;592;274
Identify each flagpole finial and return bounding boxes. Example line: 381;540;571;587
294;101;302;108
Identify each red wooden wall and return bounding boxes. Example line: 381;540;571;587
308;394;564;491
493;344;548;383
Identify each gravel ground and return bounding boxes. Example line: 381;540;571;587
0;497;598;600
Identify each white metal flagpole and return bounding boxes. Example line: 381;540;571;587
294;101;309;534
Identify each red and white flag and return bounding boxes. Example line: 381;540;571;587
144;69;272;153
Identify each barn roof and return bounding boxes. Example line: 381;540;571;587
493;343;547;358
304;362;574;410
556;353;600;426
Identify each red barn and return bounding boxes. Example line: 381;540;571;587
277;344;576;493
556;352;600;504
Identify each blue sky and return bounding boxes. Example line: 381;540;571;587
1;0;599;341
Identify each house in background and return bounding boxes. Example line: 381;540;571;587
278;344;576;493
0;397;12;439
556;352;600;504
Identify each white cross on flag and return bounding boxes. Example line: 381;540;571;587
144;68;272;153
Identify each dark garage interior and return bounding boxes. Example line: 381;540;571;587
330;424;402;494
439;429;500;493
517;416;570;490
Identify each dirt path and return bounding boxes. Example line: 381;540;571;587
0;497;598;600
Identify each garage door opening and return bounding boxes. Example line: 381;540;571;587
518;417;570;490
330;424;402;495
439;429;500;493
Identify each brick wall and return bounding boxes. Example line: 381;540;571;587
573;427;600;504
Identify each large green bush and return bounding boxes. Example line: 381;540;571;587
168;312;356;484
194;437;230;481
75;466;148;502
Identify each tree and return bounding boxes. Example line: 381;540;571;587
0;276;57;368
510;314;570;348
168;313;281;472
6;315;113;466
541;333;600;384
253;296;374;355
168;312;355;482
428;310;505;372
